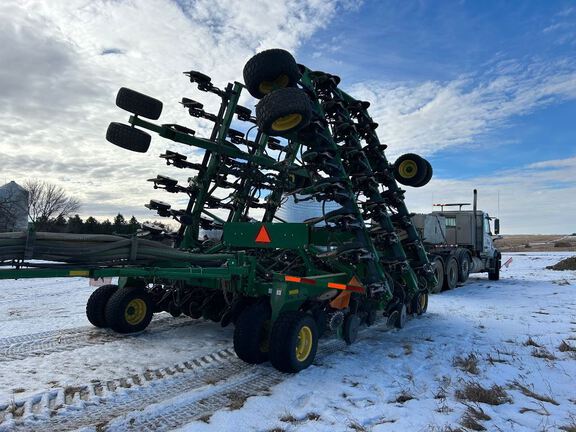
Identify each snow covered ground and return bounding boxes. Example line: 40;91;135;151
0;252;575;432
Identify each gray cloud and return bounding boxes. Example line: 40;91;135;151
0;0;344;221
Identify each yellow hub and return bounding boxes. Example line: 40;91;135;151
419;293;428;311
125;298;147;325
295;325;313;362
271;113;302;131
398;160;418;179
258;74;290;95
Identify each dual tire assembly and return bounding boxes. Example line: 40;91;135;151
429;249;472;294
233;303;319;373
86;284;154;334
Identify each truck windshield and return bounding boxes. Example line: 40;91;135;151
484;216;492;235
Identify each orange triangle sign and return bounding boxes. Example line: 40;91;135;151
255;225;272;243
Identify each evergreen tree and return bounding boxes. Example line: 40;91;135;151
84;216;99;234
127;216;140;234
101;219;113;234
67;214;83;233
113;213;126;234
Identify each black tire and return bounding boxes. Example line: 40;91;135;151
488;253;501;280
116;87;163;120
430;256;444;294
104;287;154;334
343;314;360;345
86;284;119;328
443;256;458;290
456;249;472;283
415;159;433;187
106;122;151;153
233;302;271;364
202;293;226;322
256;87;312;136
365;308;377;327
393;153;429;187
243;49;300;99
269;311;319;373
394;304;407;329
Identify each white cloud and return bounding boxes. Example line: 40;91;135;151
0;0;344;220
405;156;576;234
350;59;576;159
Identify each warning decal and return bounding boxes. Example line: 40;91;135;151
255;225;272;243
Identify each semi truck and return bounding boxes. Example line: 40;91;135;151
411;189;501;293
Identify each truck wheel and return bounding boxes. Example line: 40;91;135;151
233;303;271;364
104;287;154;334
430;257;444;294
488;253;501;281
243;49;301;99
269;311;318;373
443;256;458;290
456;249;471;283
106;122;151;153
116;87;163;120
256;87;312;136
393;154;429;187
86;284;119;328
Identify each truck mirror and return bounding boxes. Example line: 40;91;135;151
494;218;500;235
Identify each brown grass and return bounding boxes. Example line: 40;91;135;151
198;414;211;423
524;336;542;348
455;381;512;405
279;413;297;423
459;405;491;431
510;380;559;405
531;348;557;360
486;353;509;365
225;391;248;410
560;415;576;432
395;390;415;403
347;420;369;432
559;340;576;353
453;353;480;375
306;412;321;421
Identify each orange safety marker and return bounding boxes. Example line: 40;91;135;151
284;275;316;285
255;225;272;243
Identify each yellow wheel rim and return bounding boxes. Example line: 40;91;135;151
271;113;302;131
258;74;290;95
125;298;147;325
295;325;313;362
398;160;418;179
419;293;428;311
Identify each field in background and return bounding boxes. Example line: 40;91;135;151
495;234;576;252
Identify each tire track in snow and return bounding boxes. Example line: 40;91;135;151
0;315;200;362
0;335;350;432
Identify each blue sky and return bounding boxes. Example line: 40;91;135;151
1;0;575;233
297;0;576;180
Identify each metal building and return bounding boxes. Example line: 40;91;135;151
0;181;29;232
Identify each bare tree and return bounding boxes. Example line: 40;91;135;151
0;189;18;230
23;180;81;224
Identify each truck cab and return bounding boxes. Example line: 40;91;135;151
410;190;502;293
